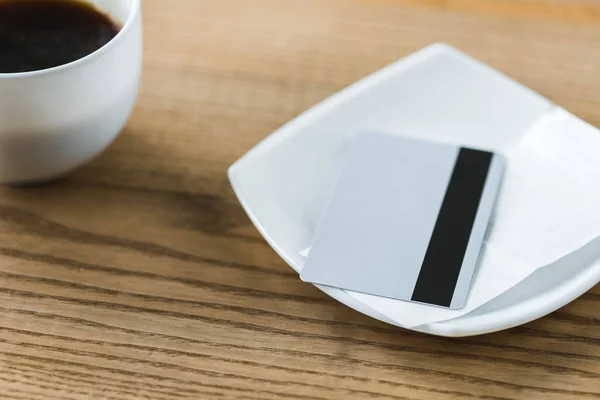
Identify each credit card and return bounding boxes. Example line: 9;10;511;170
300;132;504;309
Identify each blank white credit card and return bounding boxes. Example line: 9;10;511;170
300;132;504;309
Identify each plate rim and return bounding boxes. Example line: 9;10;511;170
228;43;600;336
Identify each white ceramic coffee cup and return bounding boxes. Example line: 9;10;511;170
0;0;142;184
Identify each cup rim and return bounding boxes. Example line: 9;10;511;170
0;0;140;80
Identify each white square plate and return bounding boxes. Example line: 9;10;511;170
228;43;600;336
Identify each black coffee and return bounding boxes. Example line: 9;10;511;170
0;0;120;73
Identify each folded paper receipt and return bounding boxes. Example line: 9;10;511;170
299;107;600;328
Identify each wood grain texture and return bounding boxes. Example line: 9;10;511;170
1;0;600;398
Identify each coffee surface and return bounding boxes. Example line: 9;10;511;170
0;0;120;73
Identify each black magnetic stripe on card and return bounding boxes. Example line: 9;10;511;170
411;148;493;307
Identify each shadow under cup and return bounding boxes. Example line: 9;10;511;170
0;0;142;185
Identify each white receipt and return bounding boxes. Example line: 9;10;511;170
300;107;600;328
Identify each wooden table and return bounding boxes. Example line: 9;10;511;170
2;0;600;399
